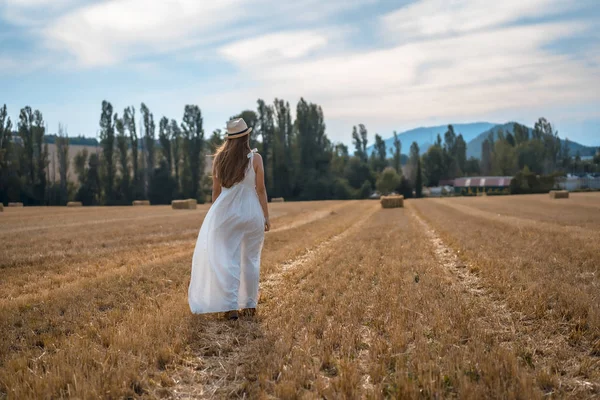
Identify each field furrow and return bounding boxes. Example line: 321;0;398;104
0;201;365;398
1;194;598;398
410;197;600;397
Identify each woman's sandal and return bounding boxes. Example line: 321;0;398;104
224;310;239;320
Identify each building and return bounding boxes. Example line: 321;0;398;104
453;176;512;195
556;175;600;191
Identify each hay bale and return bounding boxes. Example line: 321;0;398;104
8;202;23;207
271;197;285;203
66;201;82;207
380;195;404;209
549;190;569;199
171;199;197;210
132;200;151;206
0;203;3;212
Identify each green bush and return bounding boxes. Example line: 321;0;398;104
510;167;558;194
376;167;401;195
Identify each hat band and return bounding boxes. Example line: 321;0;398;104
227;127;249;138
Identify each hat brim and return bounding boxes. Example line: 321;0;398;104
226;127;252;140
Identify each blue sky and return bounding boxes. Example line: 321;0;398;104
1;0;599;146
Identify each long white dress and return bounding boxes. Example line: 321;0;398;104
188;149;265;314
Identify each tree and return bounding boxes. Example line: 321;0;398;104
422;144;444;186
73;148;88;187
295;98;332;200
115;114;131;203
408;141;420;186
492;138;518;176
124;106;142;199
158;116;172;173
415;157;423;198
0;104;14;204
170;119;182;195
181;105;205;201
56;124;70;204
392;131;402;174
149;159;177;205
480;139;492;175
273;98;293;198
513;123;529;145
256;99;275;194
455;134;467;174
376;167;401;195
352;124;368;162
99;100;116;204
18;107;48;204
370;134;387;173
208;129;223;153
140;103;155;196
76;152;101;205
358;180;372;199
464;157;481;176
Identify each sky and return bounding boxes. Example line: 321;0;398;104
1;0;599;146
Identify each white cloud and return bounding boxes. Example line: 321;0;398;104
214;18;599;141
219;31;328;65
43;0;246;66
381;0;572;41
0;0;366;67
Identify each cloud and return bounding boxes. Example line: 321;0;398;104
2;0;364;67
219;31;329;66
214;16;599;141
380;0;572;41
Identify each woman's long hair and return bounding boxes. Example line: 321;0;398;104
212;135;252;188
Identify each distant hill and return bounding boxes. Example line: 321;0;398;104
466;123;598;159
44;134;100;147
366;122;497;156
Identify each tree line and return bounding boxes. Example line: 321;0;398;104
421;119;600;188
1;100;599;206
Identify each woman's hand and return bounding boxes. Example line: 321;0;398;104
264;217;270;232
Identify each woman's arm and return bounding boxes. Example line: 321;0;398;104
254;153;270;231
212;172;222;203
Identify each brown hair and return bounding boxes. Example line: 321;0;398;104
212;135;252;188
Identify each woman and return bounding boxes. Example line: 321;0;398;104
188;118;270;320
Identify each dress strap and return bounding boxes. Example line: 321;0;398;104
247;148;258;159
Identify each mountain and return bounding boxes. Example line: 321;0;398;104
366;122;497;156
466;123;598;159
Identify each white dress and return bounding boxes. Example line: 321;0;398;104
188;149;265;314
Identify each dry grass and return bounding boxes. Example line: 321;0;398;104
0;194;598;398
410;193;600;397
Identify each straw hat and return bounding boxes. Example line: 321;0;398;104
226;118;252;140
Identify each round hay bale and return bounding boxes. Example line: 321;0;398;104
66;201;83;207
380;195;404;209
8;202;23;207
132;200;151;206
271;197;285;203
171;199;197;210
549;190;569;199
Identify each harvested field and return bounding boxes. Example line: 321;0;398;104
0;194;598;398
